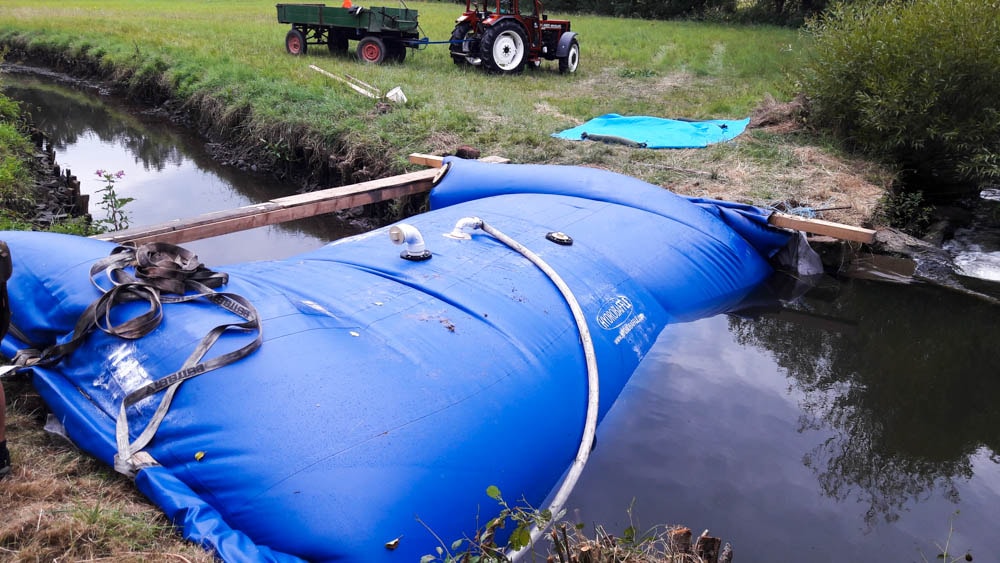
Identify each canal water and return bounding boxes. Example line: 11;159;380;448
4;68;1000;563
1;65;367;265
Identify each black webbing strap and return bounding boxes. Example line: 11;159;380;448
2;241;262;477
115;275;262;477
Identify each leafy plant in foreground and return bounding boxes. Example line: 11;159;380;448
420;485;559;563
94;169;133;232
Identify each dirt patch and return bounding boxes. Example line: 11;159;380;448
533;101;577;123
605;133;893;229
567;69;701;115
785;145;889;225
424;130;467;156
1;379;215;562
750;92;807;132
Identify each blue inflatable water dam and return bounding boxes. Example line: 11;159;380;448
0;159;791;561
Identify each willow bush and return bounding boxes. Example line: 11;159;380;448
800;0;1000;197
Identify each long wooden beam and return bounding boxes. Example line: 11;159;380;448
407;153;445;168
767;211;876;244
407;153;510;167
97;167;439;246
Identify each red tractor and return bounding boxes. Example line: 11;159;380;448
449;0;579;75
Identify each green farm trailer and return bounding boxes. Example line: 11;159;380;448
276;3;420;64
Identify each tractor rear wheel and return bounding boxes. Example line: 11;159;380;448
285;29;307;55
449;22;473;66
480;20;527;74
559;38;580;74
357;36;386;64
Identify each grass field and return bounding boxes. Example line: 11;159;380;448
0;2;895;560
0;1;812;173
1;0;893;228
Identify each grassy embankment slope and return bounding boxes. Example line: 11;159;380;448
0;2;893;560
1;0;891;226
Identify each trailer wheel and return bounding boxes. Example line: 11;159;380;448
480;20;527;74
558;38;580;74
357;36;386;64
285;29;307;56
328;30;349;54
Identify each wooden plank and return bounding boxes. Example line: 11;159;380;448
407;153;444;168
478;155;511;164
407;153;511;168
768;211;876;244
310;65;379;99
96;167;439;246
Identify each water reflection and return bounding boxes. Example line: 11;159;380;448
565;275;1000;562
732;279;1000;528
9;72;186;173
1;65;367;264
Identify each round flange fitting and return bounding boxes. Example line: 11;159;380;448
546;231;573;246
400;250;432;261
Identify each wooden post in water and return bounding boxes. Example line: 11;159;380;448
668;526;693;553
695;529;723;562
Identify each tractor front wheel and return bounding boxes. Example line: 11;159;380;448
480;20;527;74
559;38;580;74
357;36;386;64
449;22;473;66
285;29;307;55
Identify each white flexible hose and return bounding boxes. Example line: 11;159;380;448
452;217;600;561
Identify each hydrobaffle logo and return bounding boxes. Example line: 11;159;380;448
597;295;633;330
597;294;646;345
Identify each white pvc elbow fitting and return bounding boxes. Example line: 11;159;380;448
389;224;431;261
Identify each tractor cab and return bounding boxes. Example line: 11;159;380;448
468;0;536;17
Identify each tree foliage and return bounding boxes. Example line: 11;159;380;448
800;0;1000;197
527;0;841;23
444;0;896;24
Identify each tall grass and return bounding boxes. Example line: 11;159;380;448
0;0;804;169
0;71;35;216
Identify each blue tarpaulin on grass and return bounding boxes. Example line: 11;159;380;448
553;113;751;149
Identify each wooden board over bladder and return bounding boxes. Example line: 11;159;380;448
97;167;438;246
